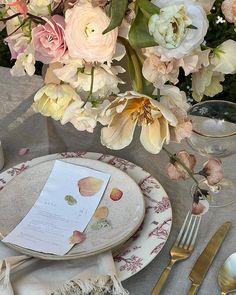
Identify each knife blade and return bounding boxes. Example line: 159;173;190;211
187;221;231;295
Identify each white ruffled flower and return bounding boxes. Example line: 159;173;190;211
211;40;236;74
10;45;35;77
151;0;208;59
149;5;192;49
61;100;109;133
28;0;53;15
54;62;125;98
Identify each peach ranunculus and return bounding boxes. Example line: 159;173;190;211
32;15;67;64
99;91;177;153
65;1;118;63
166;150;197;180
222;0;236;25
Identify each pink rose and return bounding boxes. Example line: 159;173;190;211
65;1;118;63
32;15;67;64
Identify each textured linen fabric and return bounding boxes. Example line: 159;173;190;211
0;66;236;295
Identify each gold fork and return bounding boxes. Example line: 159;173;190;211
151;212;202;295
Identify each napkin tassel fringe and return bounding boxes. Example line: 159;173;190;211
0;259;11;288
50;274;129;295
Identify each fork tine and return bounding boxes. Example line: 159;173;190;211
175;212;190;246
178;214;194;248
188;216;201;251
183;215;198;249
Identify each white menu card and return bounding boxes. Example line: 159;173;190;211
3;160;110;255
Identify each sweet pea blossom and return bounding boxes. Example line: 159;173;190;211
200;159;224;186
32;15;67;64
62;100;109;133
54;62;125;98
99;91;177;153
7;0;28;16
222;0;236;25
28;0;54;16
151;0;208;59
211;40;236;74
10;45;35;76
166;151;197;180
65;1;118;63
33;84;79;120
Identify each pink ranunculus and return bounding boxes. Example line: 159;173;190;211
201;159;224;186
65;1;118;63
222;0;236;25
166;151;197;180
32;15;67;64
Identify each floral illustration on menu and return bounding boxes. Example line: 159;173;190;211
78;177;104;196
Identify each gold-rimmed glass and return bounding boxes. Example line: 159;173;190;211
187;100;236;208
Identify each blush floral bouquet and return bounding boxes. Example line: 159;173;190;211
0;0;236;153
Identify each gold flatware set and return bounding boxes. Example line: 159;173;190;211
151;212;232;295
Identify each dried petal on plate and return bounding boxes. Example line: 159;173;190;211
19;148;29;156
64;195;77;206
192;199;209;216
110;188;123;201
94;206;109;219
69;230;86;244
78;177;104;196
91;218;111;230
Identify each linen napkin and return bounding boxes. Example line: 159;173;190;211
0;250;129;295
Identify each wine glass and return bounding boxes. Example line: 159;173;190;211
187;100;236;208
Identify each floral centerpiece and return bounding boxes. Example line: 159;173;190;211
0;0;235;211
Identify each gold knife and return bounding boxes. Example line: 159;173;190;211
187;221;231;295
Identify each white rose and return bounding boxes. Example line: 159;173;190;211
151;0;208;59
28;0;53;16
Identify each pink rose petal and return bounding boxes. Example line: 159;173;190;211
19;148;29;156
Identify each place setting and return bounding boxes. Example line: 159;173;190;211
0;0;236;294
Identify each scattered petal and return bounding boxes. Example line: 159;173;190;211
192;199;209;216
64;195;77;206
19;148;29;156
91;218;111;230
94;206;109;219
69;230;86;244
78;177;104;196
201;159;224;186
110;188;123;201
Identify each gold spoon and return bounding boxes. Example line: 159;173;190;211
218;253;236;295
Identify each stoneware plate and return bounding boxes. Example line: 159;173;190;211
0;158;145;260
0;152;172;281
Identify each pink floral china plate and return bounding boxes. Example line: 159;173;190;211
0;158;145;260
0;152;172;281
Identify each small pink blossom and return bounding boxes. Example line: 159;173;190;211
166;151;196;180
8;0;28;17
170;108;192;143
32;15;67;64
192;199;209;216
222;0;236;25
19;147;29;156
201;159;224;186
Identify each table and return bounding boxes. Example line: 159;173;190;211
0;66;236;295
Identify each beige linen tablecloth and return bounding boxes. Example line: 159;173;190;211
0;66;236;295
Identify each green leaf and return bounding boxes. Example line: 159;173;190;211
137;0;160;18
187;24;198;30
103;0;128;34
129;9;157;48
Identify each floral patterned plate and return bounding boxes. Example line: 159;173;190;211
0;152;172;281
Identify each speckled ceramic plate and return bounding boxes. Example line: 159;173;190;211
0;158;145;260
0;152;172;281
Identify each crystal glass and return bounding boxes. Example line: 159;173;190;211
187;100;236;208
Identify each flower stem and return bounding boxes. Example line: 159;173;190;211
85;66;95;102
162;146;199;186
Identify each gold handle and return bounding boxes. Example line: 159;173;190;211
151;259;176;295
187;283;199;295
220;292;227;295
